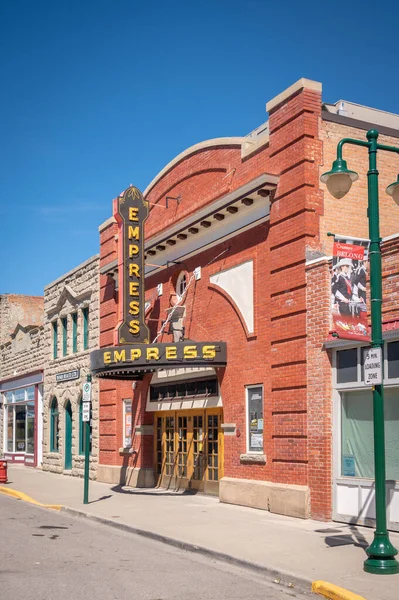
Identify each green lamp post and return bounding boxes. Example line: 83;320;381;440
321;129;399;575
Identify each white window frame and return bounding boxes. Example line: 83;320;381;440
122;399;133;449
245;384;264;454
175;271;188;302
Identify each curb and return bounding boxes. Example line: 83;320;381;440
312;581;366;600
0;486;63;511
62;506;314;595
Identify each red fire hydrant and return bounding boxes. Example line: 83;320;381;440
0;459;8;484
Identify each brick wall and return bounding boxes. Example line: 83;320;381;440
319;120;399;255
0;294;43;344
306;234;399;520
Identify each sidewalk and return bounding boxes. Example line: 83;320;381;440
3;465;399;599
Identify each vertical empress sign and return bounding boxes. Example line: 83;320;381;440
114;186;150;345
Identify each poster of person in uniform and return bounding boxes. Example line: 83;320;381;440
331;236;370;341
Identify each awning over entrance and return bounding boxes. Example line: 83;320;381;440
90;341;227;379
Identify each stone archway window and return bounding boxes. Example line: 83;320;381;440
50;397;59;452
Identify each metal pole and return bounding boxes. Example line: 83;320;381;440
83;373;91;505
363;129;399;574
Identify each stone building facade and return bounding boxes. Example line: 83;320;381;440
94;78;399;524
0;294;44;466
42;255;100;479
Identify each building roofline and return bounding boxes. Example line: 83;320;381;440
44;254;100;291
143;137;245;198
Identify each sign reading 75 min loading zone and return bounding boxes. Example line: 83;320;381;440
363;347;383;386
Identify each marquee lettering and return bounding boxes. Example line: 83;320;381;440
113;185;150;345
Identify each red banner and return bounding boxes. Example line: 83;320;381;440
331;237;370;341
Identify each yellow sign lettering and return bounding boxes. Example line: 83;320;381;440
104;351;111;364
129;320;140;334
166;346;177;360
128;242;139;255
202;345;216;359
114;350;126;362
129;282;139;296
129;207;139;221
146;347;160;361
129;301;140;315
130;348;142;360
184;345;197;359
129;263;140;278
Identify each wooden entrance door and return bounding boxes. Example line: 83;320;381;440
154;409;223;494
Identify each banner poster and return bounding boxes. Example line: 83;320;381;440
331;236;370;341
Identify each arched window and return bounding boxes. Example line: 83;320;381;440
50;397;59;452
175;271;188;302
79;398;92;455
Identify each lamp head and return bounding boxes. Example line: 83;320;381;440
386;175;399;206
320;158;358;199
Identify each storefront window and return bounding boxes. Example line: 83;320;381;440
7;406;13;452
4;386;36;455
341;388;399;480
247;386;264;453
26;402;35;454
337;349;358;383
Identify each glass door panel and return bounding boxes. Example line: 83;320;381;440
7;406;14;452
177;416;188;478
193;414;204;482
165;416;175;477
26;402;35;455
207;414;219;482
15;405;26;452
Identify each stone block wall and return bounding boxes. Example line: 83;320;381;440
0;294;43;344
42;255;100;479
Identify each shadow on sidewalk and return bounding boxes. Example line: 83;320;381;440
110;484;199;497
88;495;113;505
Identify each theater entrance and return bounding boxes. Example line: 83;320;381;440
154;408;223;495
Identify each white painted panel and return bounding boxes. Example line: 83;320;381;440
389;489;399;524
210;260;254;333
360;486;376;520
14;456;24;462
336;483;358;516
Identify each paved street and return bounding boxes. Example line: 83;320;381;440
0;495;304;600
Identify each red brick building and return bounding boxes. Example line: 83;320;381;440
93;78;399;524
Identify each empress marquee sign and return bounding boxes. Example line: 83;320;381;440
91;185;227;379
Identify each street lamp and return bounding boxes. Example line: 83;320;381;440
321;129;399;575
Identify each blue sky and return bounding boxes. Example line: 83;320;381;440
1;0;398;295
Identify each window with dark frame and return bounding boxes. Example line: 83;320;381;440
82;307;89;350
72;312;78;353
50;397;59;452
62;317;68;357
150;378;218;402
52;321;58;359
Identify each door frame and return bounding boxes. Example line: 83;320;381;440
154;408;223;494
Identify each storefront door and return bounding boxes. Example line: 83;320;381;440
65;401;73;470
155;409;223;494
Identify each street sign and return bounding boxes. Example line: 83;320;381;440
82;402;91;422
363;347;383;386
82;381;92;403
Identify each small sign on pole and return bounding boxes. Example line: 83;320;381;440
83;374;92;504
363;347;383;386
82;402;90;422
83;381;92;403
